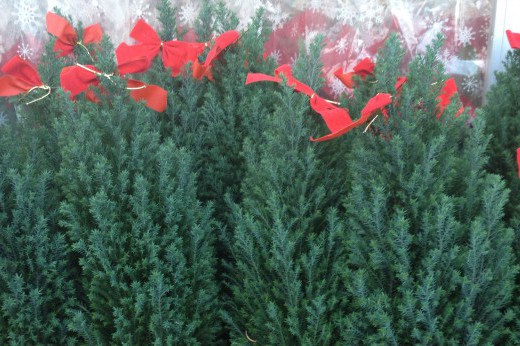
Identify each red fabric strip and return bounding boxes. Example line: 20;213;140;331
506;30;520;49
436;78;464;119
310;95;353;133
1;55;42;87
46;12;77;56
0;75;33;96
127;79;167;112
310;93;391;142
203;30;240;66
83;23;103;45
60;65;99;98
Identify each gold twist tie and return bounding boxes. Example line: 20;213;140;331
24;85;52;105
76;63;115;83
245;330;257;343
126;85;147;90
310;93;341;105
76;41;95;62
364;114;379;133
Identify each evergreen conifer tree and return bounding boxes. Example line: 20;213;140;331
483;42;520;222
338;36;519;344
0;102;76;344
0;28;78;343
223;37;348;345
52;31;220;344
150;0;275;222
483;32;520;343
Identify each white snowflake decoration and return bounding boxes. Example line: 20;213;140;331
132;0;152;21
264;1;289;31
358;0;386;28
334;37;349;54
269;50;282;64
457;25;475;47
329;77;347;98
13;0;40;35
462;74;482;95
307;0;323;13
17;41;33;61
179;2;199;26
335;1;358;26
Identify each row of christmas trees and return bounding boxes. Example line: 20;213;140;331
1;1;520;344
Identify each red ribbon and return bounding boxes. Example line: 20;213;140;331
245;64;315;96
46;12;103;57
0;56;45;96
192;30;240;80
116;19;206;76
60;63;167;111
60;64;101;98
506;30;520;49
310;93;392;142
334;57;376;89
395;76;407;91
436;78;464;119
310;95;353;133
127;79;167;112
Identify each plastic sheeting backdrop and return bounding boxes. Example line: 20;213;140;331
0;0;494;110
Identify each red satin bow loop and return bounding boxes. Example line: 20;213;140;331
46;12;103;57
310;95;353;133
506;30;520;49
127;79;167;112
192;30;240;80
310;93;392;142
60;64;101;98
0;56;50;104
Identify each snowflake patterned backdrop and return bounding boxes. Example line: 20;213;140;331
0;0;495;106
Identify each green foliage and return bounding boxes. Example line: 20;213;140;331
1;3;518;345
483;46;520;344
223;40;347;344
484;49;520;221
55;88;219;344
0;120;76;344
338;37;519;344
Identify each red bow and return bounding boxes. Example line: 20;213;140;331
192;30;240;80
334;57;376;89
310;93;392;142
60;61;167;112
245;64;315;96
506;30;520;49
436;78;464;119
0;56;50;103
46;12;103;57
116;19;206;76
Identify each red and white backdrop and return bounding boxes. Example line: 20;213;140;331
0;0;495;108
